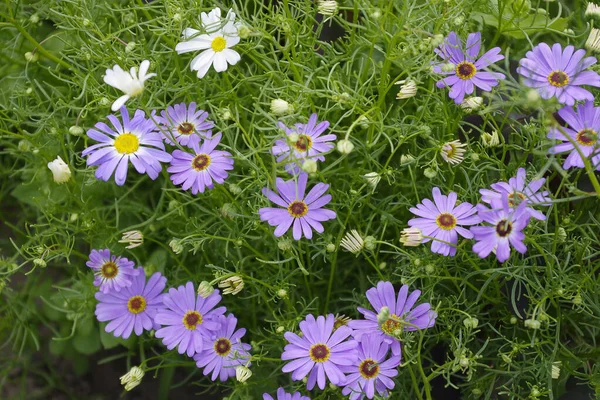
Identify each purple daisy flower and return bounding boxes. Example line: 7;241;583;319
263;388;310;400
86;248;139;293
259;173;336;240
340;333;401;400
82;106;172;186
517;43;600;106
348;282;437;356
434;31;505;104
407;187;481;256
156;102;214;148
272;113;336;174
167;133;234;194
480;168;551;221
193;314;251;382
281;314;358;390
154;282;226;357
95;268;167;339
547;100;600;170
470;195;530;263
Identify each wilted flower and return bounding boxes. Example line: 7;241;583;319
103;60;155;111
169;239;183;254
586;2;600;18
317;0;338;16
120;366;145;391
47;156;71;184
236;365;252;383
118;230;144;249
552;362;561;379
460;96;484;113
271;99;292;115
481;130;500;147
340;230;364;254
400;227;423;247
441;140;467;165
395;79;418;99
218;275;244;295
585;28;600;53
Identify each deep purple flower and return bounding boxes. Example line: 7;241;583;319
480;168;551;221
263;388;310;400
259;173;336;240
434;31;505;104
86;248;139;293
154;282;226;357
82;106;172;186
348;282;436;356
167;133;234;194
547;100;600;170
470;195;530;263
95;268;167;339
340;333;401;400
193;314;251;381
282;314;358;390
517;43;600;106
156;102;214;148
272;114;336;174
407;187;481;256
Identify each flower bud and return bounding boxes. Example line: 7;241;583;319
120;366;144;391
363;172;381;188
400;227;423;247
218;276;244;295
336;139;354;154
235;365;252;383
270;99;292;115
302;159;317;173
118;230;143;249
69;126;84;136
197;281;215;297
363;235;376;251
47;156;72;184
125;41;136;53
377;306;390;326
169;239;183;254
25;52;38;62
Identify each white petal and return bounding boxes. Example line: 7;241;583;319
111;95;130;112
222;49;240;66
182;28;200;39
139;60;150;78
195;59;213;79
213;53;228;72
175;37;213;54
190;50;215;72
141;73;156;83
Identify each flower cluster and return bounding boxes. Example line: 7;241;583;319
88;247;251;383
279;281;435;399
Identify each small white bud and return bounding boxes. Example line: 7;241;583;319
169;239;183;254
400;227;423;247
463;317;479;329
337;139;354;154
69;126;84;136
318;1;339;17
302;159;318;173
326;243;336;253
460;96;484;113
125;41;136;53
551;362;561;379
118;230;143;249
235;365;252;383
481;130;500;147
400;154;415;165
277;289;288;298
441;62;456;72
47;156;72;184
25;52;38;62
120;366;144;391
270;99;292;115
30;14;40;24
377;306;390;326
276;326;285;333
33;258;47;268
197;281;215;297
218;276;244;295
363;172;381;188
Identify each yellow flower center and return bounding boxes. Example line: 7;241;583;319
214;338;232;356
359;359;380;379
576;128;597;146
547;71;569;87
182;311;203;330
211;36;227;52
436;213;457;230
380;314;401;336
507;192;526;207
101;261;118;279
287;200;308;218
294;135;312;152
127;295;147;314
455;61;477;80
309;343;330;363
114;133;140;154
178;122;195;135
192;154;211;171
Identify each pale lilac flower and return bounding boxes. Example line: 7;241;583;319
471;195;530;263
272;113;336;175
156;102;214;148
517;43;600;106
341;333;401;400
263;388;310;400
547;100;600;170
480;168;551;221
259;173;336;240
154;283;226;357
82;107;172;186
348;282;436;356
434;32;505;104
95;269;167;339
86;248;139;293
407;187;481;256
282;314;357;390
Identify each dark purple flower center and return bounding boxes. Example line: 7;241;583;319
214;338;232;356
359;359;380;379
294;134;312;152
101;261;118;278
436;213;457;230
547;71;569;87
192;154;211;171
183;311;203;330
177;122;195;135
309;343;330;362
127;295;147;314
455;61;477;80
287;200;308;217
576;128;597;146
495;219;512;237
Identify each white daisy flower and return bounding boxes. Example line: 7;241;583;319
103;60;155;112
175;8;242;79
